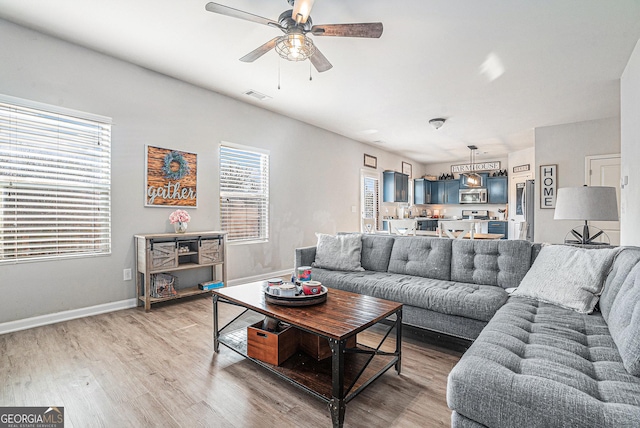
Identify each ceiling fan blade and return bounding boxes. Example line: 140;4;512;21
292;0;315;24
310;48;333;73
311;23;383;38
205;2;282;29
240;37;279;62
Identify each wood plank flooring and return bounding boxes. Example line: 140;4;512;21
0;295;463;427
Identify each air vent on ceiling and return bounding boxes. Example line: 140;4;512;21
243;90;271;101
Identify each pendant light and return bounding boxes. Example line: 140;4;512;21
466;145;482;187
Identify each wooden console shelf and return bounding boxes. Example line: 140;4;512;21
135;231;227;311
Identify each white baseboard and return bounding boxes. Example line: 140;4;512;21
0;298;138;335
0;269;295;335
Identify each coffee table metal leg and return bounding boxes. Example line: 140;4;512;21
329;338;346;428
396;308;402;374
213;294;219;353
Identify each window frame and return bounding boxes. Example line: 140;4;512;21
219;141;270;245
361;169;380;232
0;94;112;264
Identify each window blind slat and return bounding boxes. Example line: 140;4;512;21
0;98;111;263
220;144;269;242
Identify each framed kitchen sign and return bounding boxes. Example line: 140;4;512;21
451;161;500;173
145;145;198;207
540;164;557;209
364;153;377;169
402;161;412;178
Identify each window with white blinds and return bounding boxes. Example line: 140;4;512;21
0;95;111;263
363;176;378;219
219;143;269;243
362;173;379;230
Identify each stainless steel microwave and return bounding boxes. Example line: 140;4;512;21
459;188;487;204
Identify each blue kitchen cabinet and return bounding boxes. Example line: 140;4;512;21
487;176;508;204
429;179;459;204
383;171;408;203
430;180;444;204
445;180;460;204
488;221;508;239
414;178;432;204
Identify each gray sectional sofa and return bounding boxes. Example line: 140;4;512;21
294;234;640;427
296;233;535;340
448;245;640;427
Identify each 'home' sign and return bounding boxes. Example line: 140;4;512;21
540;164;557;209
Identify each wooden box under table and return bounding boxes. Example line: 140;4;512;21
247;322;299;366
298;329;357;361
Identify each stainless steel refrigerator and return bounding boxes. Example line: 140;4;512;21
523;180;535;241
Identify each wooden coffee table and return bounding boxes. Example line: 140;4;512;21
212;281;403;428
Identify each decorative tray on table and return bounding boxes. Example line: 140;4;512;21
264;284;328;307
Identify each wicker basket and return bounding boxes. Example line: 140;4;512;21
151;273;178;298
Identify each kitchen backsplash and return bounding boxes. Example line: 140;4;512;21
381;202;508;220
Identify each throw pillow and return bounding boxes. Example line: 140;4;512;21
512;245;619;314
313;233;365;272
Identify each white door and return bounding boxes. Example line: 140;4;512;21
509;172;533;239
586;154;621;245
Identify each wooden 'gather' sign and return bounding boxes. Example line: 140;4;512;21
145;145;197;207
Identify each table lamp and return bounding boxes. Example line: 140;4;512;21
553;186;618;244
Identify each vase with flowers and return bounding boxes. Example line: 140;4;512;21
169;209;191;233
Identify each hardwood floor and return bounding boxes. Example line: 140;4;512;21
0;295;463;427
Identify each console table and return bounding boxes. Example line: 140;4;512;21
135;231;227;311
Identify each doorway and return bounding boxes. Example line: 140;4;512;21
360;170;380;232
509;172;533;240
585;154;621;245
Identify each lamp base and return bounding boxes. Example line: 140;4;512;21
563;224;610;245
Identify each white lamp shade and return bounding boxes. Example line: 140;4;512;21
554;186;619;221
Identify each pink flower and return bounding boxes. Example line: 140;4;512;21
169;209;190;224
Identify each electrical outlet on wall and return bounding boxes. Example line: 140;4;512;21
123;268;132;281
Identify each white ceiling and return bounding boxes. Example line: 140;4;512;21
1;0;640;164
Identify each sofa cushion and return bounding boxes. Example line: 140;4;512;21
312;233;364;272
447;297;640;428
360;234;395;272
312;267;507;322
600;247;640;319
512;245;619;314
605;262;640;376
450;240;532;288
388;236;452;280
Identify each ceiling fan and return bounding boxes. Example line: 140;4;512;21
205;0;383;72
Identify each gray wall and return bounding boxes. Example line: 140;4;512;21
0;19;422;324
534;116;620;243
621;39;640;246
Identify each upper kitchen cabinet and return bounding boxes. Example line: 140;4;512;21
487;176;508;204
430;179;460;204
383;171;409;203
413;178;432;204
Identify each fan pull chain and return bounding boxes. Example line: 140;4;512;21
309;61;313;81
278;58;281;90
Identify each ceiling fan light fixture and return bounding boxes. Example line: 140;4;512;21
275;33;315;61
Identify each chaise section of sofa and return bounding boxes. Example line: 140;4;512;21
295;234;534;340
447;247;640;428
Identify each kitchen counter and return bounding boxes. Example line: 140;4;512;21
415;230;504;240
